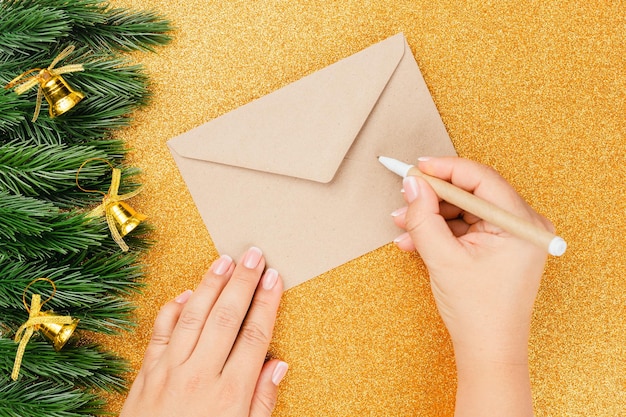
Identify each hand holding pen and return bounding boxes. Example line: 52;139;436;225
386;156;548;417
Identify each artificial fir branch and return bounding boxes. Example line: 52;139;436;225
0;3;71;59
0;142;143;207
0;254;143;310
0;380;104;417
1;55;151;145
0;0;171;413
2;297;137;335
3;0;171;53
0;193;107;261
0;142;108;198
81;6;172;52
0;339;129;393
0;92;26;132
0;255;142;333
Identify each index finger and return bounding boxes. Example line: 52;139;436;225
417;157;535;221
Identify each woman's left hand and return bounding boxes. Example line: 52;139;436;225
120;246;287;417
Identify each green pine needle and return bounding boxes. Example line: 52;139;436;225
0;193;107;260
0;339;129;393
0;4;71;59
0;0;170;411
0;141;145;207
0;379;105;417
81;6;172;52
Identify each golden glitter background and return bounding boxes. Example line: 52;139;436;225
101;1;625;415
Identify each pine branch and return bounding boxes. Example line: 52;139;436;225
0;142;143;207
2;0;107;31
2;297;137;335
0;90;27;131
0;379;104;417
2;57;151;145
0;3;71;60
0;194;108;261
0;142;107;199
80;6;172;52
1;0;171;55
0;339;129;393
0;253;144;308
0;254;143;333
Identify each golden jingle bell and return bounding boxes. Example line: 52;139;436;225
39;69;85;118
109;201;147;237
37;312;79;351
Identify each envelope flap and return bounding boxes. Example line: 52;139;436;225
168;34;407;183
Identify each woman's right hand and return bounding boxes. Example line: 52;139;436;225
391;157;552;417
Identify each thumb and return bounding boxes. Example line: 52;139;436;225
249;360;288;417
403;176;462;263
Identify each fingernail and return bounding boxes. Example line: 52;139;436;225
391;207;407;217
393;232;411;244
262;268;279;290
418;156;431;162
271;361;289;386
211;255;233;275
174;289;193;304
243;246;263;269
403;176;419;203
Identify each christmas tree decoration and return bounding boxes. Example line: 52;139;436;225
77;158;147;252
11;278;78;381
4;45;85;122
0;0;171;414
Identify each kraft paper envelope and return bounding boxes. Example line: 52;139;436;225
168;33;456;289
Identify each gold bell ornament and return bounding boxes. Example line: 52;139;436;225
76;159;147;251
4;45;85;122
109;200;147;238
37;311;80;351
11;278;79;381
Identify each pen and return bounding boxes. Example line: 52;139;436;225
378;156;567;256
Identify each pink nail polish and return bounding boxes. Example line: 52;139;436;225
211;255;233;275
418;156;431;162
271;361;289;385
391;207;407;217
243;246;263;269
403;176;419;203
174;289;193;304
262;268;279;290
393;233;410;244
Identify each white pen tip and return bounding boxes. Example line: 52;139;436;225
378;156;414;178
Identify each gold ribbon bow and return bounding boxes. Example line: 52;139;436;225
11;279;74;381
4;45;84;122
77;159;143;252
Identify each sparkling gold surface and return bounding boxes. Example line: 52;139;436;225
102;1;625;415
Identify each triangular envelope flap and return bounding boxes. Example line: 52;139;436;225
168;33;406;183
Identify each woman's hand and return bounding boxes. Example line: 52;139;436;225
120;247;287;417
391;157;552;417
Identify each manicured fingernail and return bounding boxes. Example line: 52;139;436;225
271;361;289;386
174;289;193;304
262;268;279;290
418;156;431;162
211;255;233;275
243;246;263;269
403;176;419;203
391;207;407;217
393;232;411;244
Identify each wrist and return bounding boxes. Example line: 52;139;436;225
451;328;530;368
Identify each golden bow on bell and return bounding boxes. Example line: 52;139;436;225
4;45;85;122
77;159;146;252
11;279;78;381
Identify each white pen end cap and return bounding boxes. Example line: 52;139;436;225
548;236;567;256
